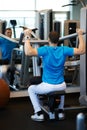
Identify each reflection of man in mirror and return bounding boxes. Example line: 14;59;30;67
4;28;12;38
0;28;18;82
0;28;18;61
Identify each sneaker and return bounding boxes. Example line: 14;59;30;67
9;85;19;91
31;113;44;122
58;109;65;120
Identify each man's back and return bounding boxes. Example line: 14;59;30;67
37;45;74;84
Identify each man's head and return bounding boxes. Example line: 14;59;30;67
48;31;60;46
4;28;12;38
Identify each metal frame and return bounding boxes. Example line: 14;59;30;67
79;7;87;106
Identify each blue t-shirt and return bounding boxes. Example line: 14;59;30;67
37;46;74;84
0;37;18;61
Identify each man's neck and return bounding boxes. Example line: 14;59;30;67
49;43;57;47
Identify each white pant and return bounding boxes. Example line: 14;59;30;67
28;82;66;113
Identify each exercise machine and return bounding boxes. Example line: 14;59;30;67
79;6;87;106
9;28;84;90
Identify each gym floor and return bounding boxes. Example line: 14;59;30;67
0;93;87;130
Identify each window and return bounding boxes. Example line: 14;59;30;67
0;0;35;10
36;0;70;11
0;0;70;38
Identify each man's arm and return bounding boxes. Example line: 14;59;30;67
24;39;38;56
24;29;38;56
74;29;85;55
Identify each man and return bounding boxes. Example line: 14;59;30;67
24;28;85;121
0;28;18;82
0;28;18;61
4;28;12;38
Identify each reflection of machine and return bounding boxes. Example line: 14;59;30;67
0;20;7;34
36;9;53;40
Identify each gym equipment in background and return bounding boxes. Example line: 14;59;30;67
62;0;86;7
10;20;17;38
54;21;61;36
64;20;80;46
36;9;53;40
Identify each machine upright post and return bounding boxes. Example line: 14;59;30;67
79;7;87;106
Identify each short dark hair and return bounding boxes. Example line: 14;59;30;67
5;28;12;31
49;31;60;45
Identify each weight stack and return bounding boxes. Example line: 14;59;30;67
64;20;80;46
